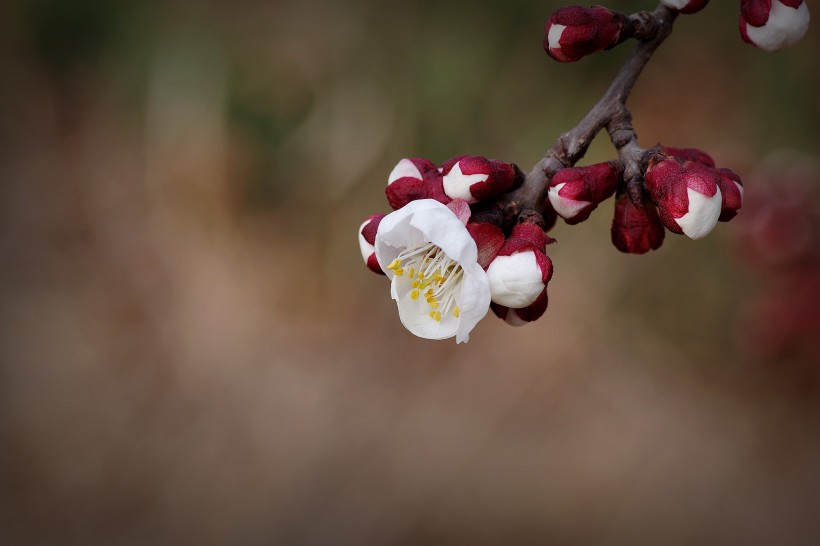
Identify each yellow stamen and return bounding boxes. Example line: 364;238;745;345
434;311;441;322
410;289;420;300
388;259;401;270
411;281;420;289
453;307;460;318
408;268;415;278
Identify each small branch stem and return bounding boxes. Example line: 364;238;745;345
497;4;677;220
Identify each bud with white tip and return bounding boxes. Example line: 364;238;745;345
644;156;723;240
544;6;626;63
740;0;810;52
548;162;619;224
487;223;553;310
440;155;520;204
359;213;386;274
660;0;710;14
715;168;744;222
386;157;438;210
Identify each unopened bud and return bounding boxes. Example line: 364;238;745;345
740;0;810;52
440;155;520;204
715;168;744;222
611;191;665;254
487;224;553;309
660;0;710;14
358;214;386;274
548;162;619;224
544;6;625;63
644;157;723;240
386;157;437;210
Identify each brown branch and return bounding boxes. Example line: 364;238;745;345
497;4;678;221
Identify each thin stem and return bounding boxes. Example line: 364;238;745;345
497;4;677;220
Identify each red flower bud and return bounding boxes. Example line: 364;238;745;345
740;0;810;52
715;168;744;222
440;155;520;204
548;162;619;224
644;157;723;239
486;224;553;309
611;192;665;254
385;157;438;210
661;0;710;14
544;6;625;63
358;213;387;274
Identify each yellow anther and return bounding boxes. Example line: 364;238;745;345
453;307;460;318
408;268;415;278
429;302;439;310
388;259;401;270
425;288;434;296
411;281;420;289
394;268;404;276
418;271;425;279
434;311;442;322
410;289;420;300
429;311;436;319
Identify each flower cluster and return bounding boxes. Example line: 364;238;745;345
643;148;744;240
359;156;553;343
544;146;743;255
356;0;805;344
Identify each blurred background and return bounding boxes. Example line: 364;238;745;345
1;0;819;544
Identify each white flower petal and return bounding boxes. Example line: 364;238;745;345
548;23;566;50
660;0;689;9
487;252;544;308
395;276;460;340
388;158;423;185
442;161;488;204
358;220;375;264
735;181;744;204
747;1;810;52
455;262;491;343
676;186;722;240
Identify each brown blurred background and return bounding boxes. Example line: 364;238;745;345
2;0;820;544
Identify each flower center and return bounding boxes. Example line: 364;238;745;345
386;243;462;322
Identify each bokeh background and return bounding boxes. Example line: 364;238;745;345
2;0;820;544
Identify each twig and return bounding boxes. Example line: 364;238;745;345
498;4;678;220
